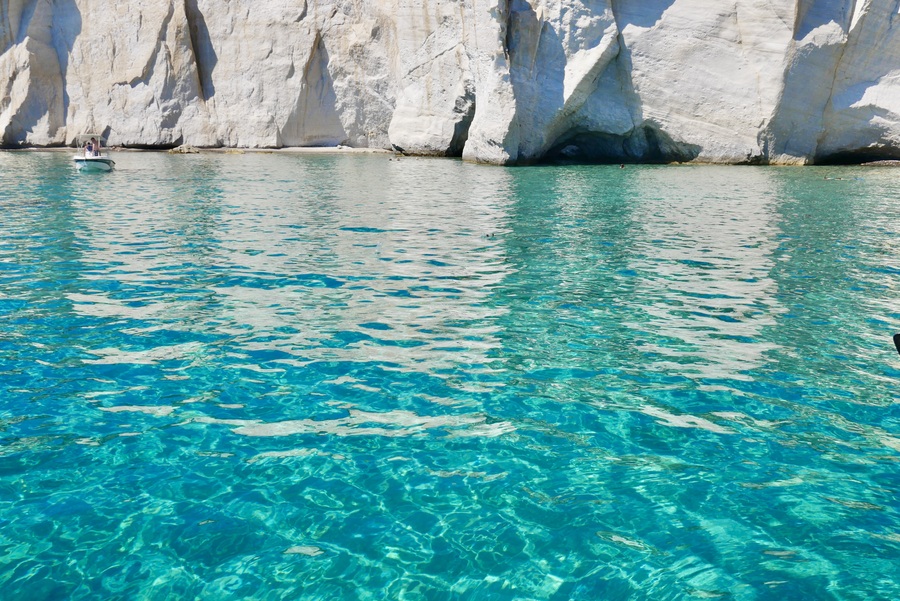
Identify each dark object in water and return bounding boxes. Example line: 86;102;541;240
894;333;900;355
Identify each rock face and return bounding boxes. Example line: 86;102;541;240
3;0;900;164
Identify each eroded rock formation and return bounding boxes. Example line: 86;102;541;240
2;0;900;164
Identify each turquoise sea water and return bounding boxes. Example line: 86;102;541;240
0;151;898;600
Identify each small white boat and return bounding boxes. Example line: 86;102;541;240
73;134;115;172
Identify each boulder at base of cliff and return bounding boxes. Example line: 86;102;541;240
168;145;200;154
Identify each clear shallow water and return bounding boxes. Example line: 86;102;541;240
0;151;898;600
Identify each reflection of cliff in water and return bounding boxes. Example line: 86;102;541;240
71;153;517;377
623;166;785;381
490;165;785;387
766;168;899;393
489;164;645;389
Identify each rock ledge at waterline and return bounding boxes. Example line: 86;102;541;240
3;1;900;165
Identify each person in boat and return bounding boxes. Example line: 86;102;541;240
85;139;94;156
90;137;100;157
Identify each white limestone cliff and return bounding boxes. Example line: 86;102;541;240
2;0;900;165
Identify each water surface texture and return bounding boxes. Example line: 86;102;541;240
0;152;898;600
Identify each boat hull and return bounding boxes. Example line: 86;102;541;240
74;157;115;172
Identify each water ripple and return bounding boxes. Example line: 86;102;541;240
0;153;898;599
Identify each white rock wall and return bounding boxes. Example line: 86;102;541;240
387;0;476;156
1;0;67;146
817;0;900;161
2;0;900;164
